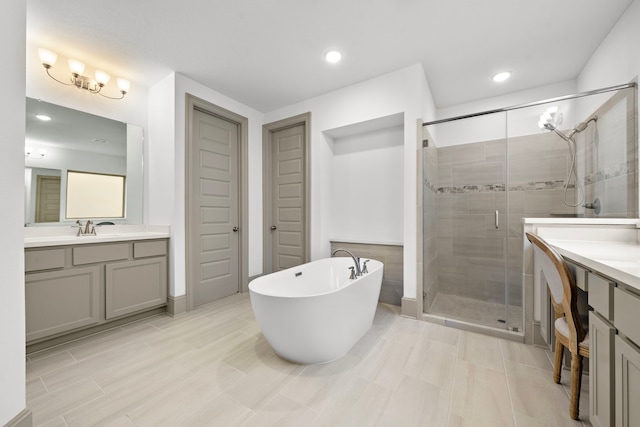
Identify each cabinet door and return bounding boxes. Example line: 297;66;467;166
615;335;640;427
590;312;616;427
26;266;100;342
105;257;167;319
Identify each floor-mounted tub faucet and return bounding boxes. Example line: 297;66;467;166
331;248;362;277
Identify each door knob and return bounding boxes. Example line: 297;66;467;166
233;227;239;232
271;225;277;231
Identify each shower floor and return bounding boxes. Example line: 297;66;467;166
428;292;523;331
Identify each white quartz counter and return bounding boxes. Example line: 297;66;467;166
24;225;170;248
546;239;640;292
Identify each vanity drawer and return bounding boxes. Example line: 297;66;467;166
133;240;167;259
588;272;615;321
614;287;640;347
25;249;66;272
567;261;588;291
73;243;129;265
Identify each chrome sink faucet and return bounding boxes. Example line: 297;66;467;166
331;248;362;277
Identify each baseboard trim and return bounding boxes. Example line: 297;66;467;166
167;295;187;317
4;408;32;427
401;297;417;318
27;307;166;355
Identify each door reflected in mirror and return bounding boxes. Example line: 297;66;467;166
24;98;143;225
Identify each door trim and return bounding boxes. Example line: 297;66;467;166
262;112;311;274
185;94;249;311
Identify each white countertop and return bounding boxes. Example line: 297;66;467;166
546;238;640;292
24;225;170;248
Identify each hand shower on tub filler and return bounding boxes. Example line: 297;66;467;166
331;248;370;279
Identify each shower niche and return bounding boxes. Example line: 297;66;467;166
421;84;637;334
325;113;405;305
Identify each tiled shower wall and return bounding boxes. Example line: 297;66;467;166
578;89;638;218
423;88;637;320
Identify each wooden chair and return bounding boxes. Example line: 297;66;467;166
526;232;589;420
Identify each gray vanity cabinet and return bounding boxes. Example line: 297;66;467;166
105;241;168;319
613;287;640;427
25;265;100;342
589;311;616;427
583;269;640;427
25;239;168;346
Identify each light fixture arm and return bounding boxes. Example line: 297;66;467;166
97;89;126;100
43;65;74;86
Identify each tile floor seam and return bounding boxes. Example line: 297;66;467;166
444;332;461;426
498;338;519;427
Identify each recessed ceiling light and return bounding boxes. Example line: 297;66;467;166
492;71;511;82
35;114;51;121
325;50;342;64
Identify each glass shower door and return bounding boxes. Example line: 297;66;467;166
423;112;511;330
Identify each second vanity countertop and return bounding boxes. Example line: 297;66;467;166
25;225;170;248
546;238;640;292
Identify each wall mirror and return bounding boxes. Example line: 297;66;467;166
24;97;143;226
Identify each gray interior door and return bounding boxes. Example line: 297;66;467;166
271;124;306;271
190;109;240;306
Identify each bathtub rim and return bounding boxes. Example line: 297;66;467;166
248;257;383;299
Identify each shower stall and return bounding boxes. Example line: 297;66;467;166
421;83;638;335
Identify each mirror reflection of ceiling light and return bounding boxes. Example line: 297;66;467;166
35;114;51;121
325;50;342;64
37;48;131;100
492;71;511;82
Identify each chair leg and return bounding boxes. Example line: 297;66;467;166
569;353;583;420
553;336;564;384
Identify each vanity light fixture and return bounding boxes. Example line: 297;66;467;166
35;114;51;121
25;147;46;159
492;71;511;82
37;48;131;100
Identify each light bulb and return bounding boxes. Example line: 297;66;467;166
325;50;342;64
116;78;131;94
492;71;511;82
68;59;85;76
38;48;58;68
95;70;111;86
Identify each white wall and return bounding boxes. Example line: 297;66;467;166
0;0;27;424
577;0;640;144
265;64;432;300
330;126;404;244
147;73;264;298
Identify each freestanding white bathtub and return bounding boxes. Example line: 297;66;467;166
249;257;384;364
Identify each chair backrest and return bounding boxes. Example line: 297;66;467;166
526;232;586;351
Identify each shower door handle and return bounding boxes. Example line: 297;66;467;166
495;210;499;229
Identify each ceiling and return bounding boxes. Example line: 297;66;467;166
26;0;633;113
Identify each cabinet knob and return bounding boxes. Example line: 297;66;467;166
232;227;239;232
271;225;277;231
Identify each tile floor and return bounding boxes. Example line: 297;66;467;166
26;294;591;426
